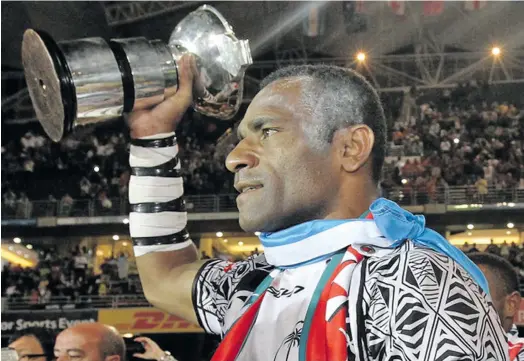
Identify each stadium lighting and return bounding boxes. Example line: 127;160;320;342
466;224;474;230
238;241;244;246
123;218;129;224
356;52;366;62
113;235;120;241
491;47;501;56
94;166;100;172
26;244;33;249
507;222;514;229
216;232;223;237
13;237;21;244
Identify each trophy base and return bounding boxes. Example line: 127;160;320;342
22;29;76;142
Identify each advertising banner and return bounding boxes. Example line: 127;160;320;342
97;308;203;334
1;310;98;336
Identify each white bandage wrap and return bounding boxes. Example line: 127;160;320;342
133;240;193;257
129;132;191;256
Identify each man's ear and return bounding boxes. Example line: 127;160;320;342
334;124;375;173
105;355;121;361
506;291;521;319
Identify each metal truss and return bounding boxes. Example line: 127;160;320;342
3;50;524;124
102;1;204;26
242;50;524;101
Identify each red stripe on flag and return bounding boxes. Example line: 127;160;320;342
389;1;405;16
423;1;444;16
356;0;365;14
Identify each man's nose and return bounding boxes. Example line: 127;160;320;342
225;140;259;173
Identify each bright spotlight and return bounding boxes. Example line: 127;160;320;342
26;244;33;250
491;47;501;56
356;52;366;62
238;241;244;246
113;235;120;241
453;138;460;144
401;179;408;185
466;224;474;230
123;218;129;224
507;222;514;229
216;232;223;238
94;166;100;172
13;237;21;244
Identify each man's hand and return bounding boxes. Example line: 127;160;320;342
133;337;175;361
127;54;196;139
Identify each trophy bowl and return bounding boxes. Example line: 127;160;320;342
21;5;252;142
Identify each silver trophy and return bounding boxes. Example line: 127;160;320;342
21;5;252;142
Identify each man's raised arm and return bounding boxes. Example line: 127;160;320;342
127;55;206;324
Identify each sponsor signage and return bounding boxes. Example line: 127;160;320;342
1;310;97;335
98;308;203;333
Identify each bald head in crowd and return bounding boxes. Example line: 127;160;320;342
54;323;125;361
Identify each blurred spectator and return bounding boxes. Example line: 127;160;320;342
8;327;57;361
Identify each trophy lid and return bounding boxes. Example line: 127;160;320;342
22;29;76;142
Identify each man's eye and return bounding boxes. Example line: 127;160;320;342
261;128;277;139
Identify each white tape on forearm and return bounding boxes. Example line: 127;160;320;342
130;145;178;168
130;132;178;168
129;211;187;238
133;240;193;257
129;176;183;204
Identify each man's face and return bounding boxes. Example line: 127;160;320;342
226;78;342;232
9;335;46;361
54;329;102;361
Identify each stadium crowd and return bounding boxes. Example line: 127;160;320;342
1;246;137;304
2;83;523;214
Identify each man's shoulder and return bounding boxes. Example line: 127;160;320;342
364;241;491;309
362;242;509;360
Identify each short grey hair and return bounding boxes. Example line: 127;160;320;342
260;65;387;183
99;328;126;361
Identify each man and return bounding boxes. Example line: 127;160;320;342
8;328;56;361
54;323;125;361
470;252;524;360
128;55;508;360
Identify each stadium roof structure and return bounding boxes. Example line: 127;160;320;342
2;1;524;123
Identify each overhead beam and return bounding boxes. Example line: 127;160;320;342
103;1;205;26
